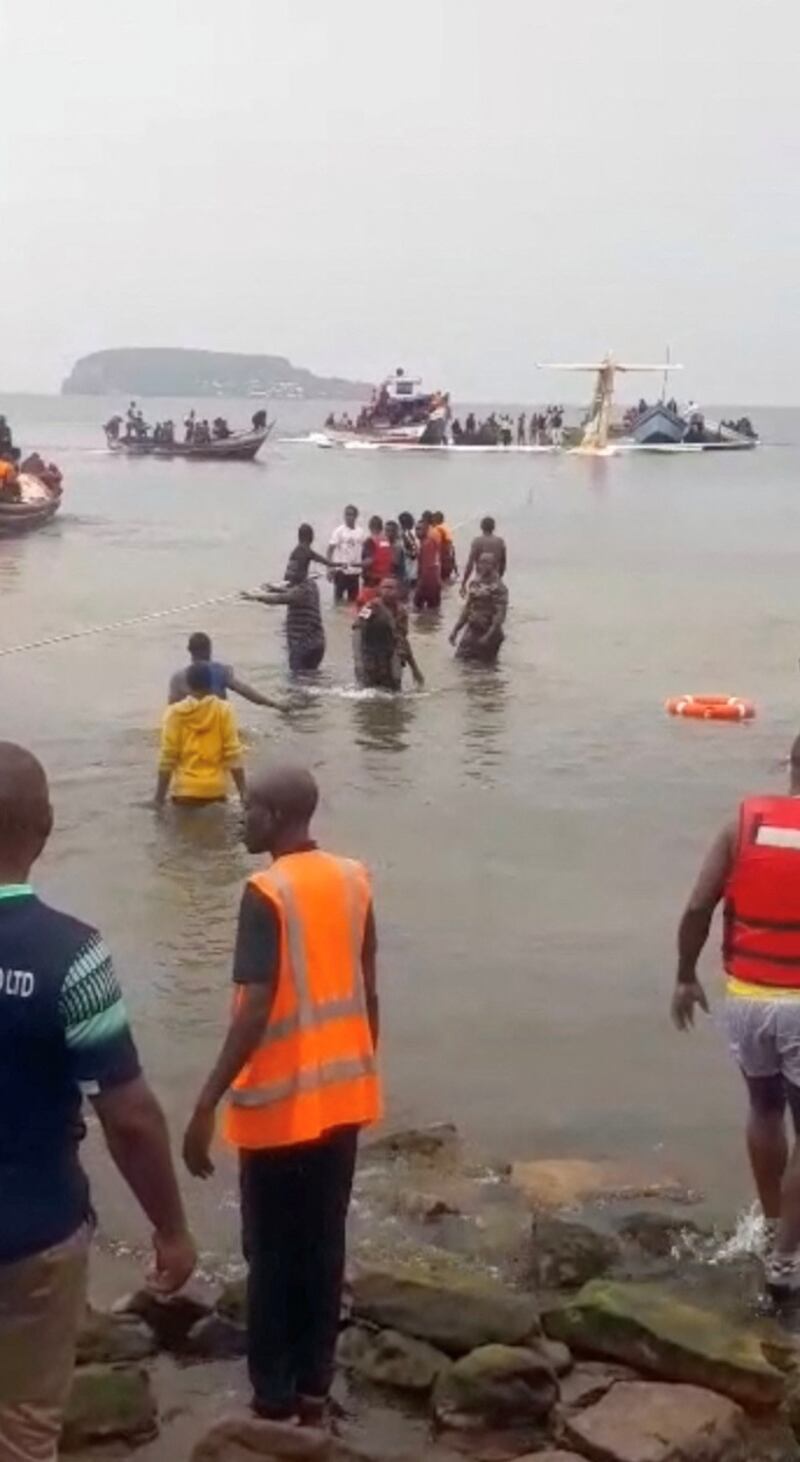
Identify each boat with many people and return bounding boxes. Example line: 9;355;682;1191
0;472;63;536
106;426;272;462
0;420;64;536
321;368;450;446
104;405;274;461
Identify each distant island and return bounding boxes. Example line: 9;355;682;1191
61;348;371;400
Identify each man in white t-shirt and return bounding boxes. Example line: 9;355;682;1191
328;504;366;604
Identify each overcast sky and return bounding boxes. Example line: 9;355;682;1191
4;0;799;401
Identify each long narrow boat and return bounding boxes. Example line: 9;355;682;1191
105;424;273;462
0;475;62;537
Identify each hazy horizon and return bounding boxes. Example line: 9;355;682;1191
5;0;799;404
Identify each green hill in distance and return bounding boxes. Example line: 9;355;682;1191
62;347;371;400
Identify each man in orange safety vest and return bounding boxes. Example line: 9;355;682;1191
183;763;382;1424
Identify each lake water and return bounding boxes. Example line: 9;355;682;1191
2;392;798;1264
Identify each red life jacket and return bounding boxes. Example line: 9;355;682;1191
724;796;800;987
365;536;392;584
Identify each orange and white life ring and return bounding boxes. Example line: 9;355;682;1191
665;695;756;722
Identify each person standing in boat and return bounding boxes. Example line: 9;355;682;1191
517;412;527;446
242;554;326;675
184;409;196;444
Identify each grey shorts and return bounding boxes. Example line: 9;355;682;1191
725;994;800;1087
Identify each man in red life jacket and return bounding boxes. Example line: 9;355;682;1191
361;516;393;593
673;735;800;1303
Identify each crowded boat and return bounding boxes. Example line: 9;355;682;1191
103;403;272;460
0;416;63;532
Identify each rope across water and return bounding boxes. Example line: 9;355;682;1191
0;590;244;659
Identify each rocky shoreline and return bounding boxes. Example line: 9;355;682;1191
68;1125;800;1461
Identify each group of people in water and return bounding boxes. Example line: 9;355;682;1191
451;406;564;448
232;507;509;694
152;507;509;805
324;402;565;448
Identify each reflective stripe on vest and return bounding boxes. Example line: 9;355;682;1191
229;1053;377;1108
229;856;374;1109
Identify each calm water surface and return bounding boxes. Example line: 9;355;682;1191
2;393;799;1259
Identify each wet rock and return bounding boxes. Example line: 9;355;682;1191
532;1337;573;1377
614;1211;707;1260
337;1323;449;1392
113;1289;212;1350
188;1311;248;1359
391;1189;462;1223
558;1362;638;1412
76;1306;156;1364
216;1277;248;1326
61;1365;157;1450
511;1159;697;1210
564;1380;799;1462
351;1260;540;1356
365;1122;461;1166
191;1415;371;1460
514;1454;585;1462
530;1218;621;1290
543;1279;786;1411
433;1344;558;1431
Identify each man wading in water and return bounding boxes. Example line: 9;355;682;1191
353;577;424;691
168;631;286;711
243;554;326;675
673;734;800;1303
449;552;508;664
183;765;382;1426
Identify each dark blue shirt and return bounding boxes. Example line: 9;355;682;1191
168;660;232;702
0;888;140;1264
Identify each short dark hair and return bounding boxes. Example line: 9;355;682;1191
791;734;800;769
186;661;213;695
188;631;212;659
345;504;358;516
399;511;414;530
481;515;496;534
369;515;383;533
298;523;314;544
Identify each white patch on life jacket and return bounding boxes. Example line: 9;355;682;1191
756;826;800;851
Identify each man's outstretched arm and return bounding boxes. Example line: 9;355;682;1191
672;821;736;1029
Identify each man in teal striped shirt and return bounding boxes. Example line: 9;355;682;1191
0;742;196;1462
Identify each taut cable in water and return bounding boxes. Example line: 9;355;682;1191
0;590;246;659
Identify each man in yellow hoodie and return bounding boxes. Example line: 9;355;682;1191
155;662;246;808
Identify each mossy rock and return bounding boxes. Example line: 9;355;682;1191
351;1259;540;1356
433;1344;558;1429
62;1365;157;1450
544;1279;785;1412
337;1324;450;1392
